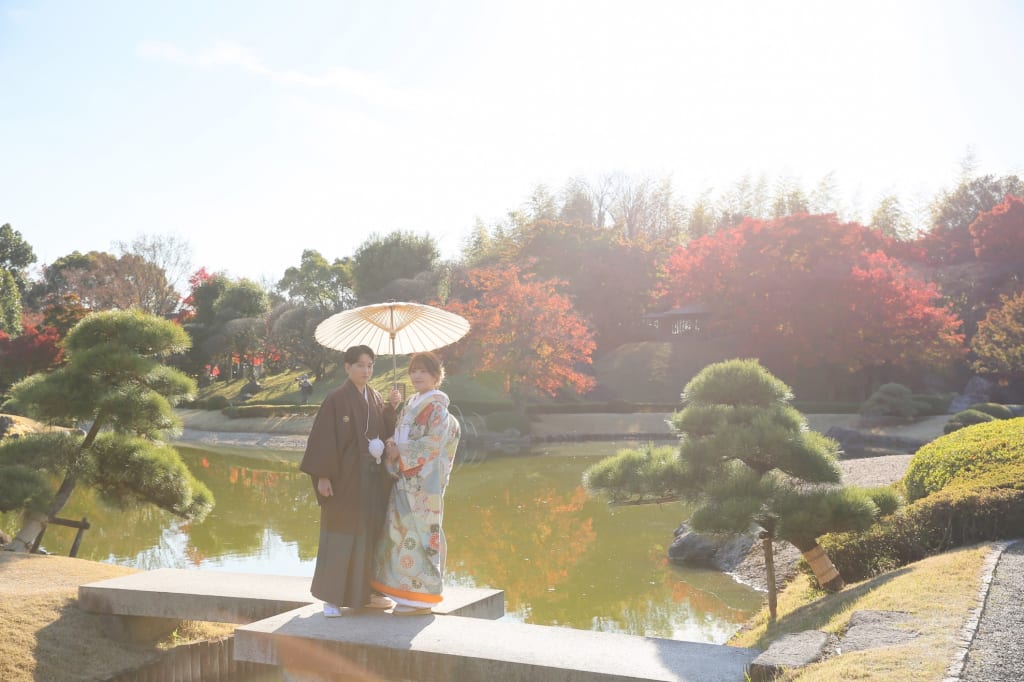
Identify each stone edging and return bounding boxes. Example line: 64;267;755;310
943;540;1014;682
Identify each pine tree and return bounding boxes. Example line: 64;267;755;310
0;310;213;552
586;359;882;620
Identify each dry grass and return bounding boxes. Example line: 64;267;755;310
0;552;233;682
0;413;68;437
729;543;991;681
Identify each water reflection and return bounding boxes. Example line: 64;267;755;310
1;441;762;643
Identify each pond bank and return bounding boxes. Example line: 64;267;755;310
176;409;949;448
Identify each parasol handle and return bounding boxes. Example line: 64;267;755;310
390;329;397;389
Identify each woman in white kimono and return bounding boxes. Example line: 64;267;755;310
371;351;461;615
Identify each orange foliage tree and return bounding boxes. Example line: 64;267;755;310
447;263;596;401
970;194;1024;264
972;291;1024;385
661;213;964;390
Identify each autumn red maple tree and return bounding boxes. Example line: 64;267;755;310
661;213;964;386
447;264;596;401
970;194;1024;264
0;323;64;390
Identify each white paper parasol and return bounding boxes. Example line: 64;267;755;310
314;302;470;385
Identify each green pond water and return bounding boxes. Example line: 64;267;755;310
6;441;763;643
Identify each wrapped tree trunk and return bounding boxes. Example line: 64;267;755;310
6;511;47;552
801;543;845;591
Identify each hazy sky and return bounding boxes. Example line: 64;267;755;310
3;0;1023;286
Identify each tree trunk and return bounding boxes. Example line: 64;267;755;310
763;534;778;622
6;471;81;553
801;543;845;591
7;418;101;553
6;511;49;552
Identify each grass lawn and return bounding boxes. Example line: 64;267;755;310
195;359;506;407
729;543;991;681
0;552;232;682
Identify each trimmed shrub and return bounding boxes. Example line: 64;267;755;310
860;485;903;517
967;402;1015;420
805;421;1024;586
943;408;996;434
911;393;953;416
860;383;928;418
809;478;1024;585
947;460;1024;491
904;417;1024;501
205;395;231;411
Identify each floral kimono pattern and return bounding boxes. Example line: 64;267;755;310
371;389;460;607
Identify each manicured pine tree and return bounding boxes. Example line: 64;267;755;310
0;310;213;552
586;359;882;620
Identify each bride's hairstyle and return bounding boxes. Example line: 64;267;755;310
409;351;444;386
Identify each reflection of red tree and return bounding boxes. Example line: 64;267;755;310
225;466;284;501
447;485;597;609
657;561;752;624
185;545;207;566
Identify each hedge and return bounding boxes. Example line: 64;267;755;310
904;417;1024;501
944;408;997;434
222;404;320;418
808;479;1024;586
967;402;1015;420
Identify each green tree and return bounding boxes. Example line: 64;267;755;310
177;268;229;376
0;269;22;335
870;194;914;240
268;303;338;380
0;223;37;295
0;310;213;552
208;279;270;380
352;231;440;302
277;249;356;314
585;359;880;620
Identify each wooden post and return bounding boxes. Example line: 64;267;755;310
69;517;90;557
763;533;777;622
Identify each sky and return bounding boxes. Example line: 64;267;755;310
3;0;1024;288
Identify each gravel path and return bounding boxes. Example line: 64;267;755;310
960;540;1024;682
838;453;913;487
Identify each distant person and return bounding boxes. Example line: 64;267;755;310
298;374;314;404
300;345;403;617
372;351;461;615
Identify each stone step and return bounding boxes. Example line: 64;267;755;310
79;568;504;624
235;603;760;682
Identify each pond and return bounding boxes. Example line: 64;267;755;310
7;441;763;644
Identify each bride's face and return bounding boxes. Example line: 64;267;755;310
409;365;437;393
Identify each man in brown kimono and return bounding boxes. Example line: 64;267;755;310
300;345;400;615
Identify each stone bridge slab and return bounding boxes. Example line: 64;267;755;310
235;603;760;682
79;568;504;623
